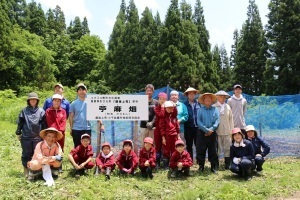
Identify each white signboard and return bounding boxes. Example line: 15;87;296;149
86;95;149;121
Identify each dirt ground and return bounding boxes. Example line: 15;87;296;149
269;191;300;200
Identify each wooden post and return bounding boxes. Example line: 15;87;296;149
133;121;139;156
96;121;102;156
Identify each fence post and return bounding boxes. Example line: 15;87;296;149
111;121;115;146
133;121;139;155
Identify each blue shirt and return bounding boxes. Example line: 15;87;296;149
184;100;201;128
70;99;91;130
176;101;188;133
43;97;70;118
197;105;220;133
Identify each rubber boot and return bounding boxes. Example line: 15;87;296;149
94;166;100;176
27;169;34;181
198;162;205;173
24;167;29;178
146;167;153;179
224;157;230;170
105;167;111;180
211;162;218;174
162;158;169;170
183;168;192;176
170;168;178;178
244;168;252;181
155;153;161;170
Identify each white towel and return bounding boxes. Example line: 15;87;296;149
217;102;226;114
42;164;55;187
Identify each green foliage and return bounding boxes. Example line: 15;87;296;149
265;0;300;95
234;0;267;95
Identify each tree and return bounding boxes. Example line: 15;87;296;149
7;0;28;29
193;0;216;92
234;0;267;95
218;44;232;90
69;35;106;86
68;16;83;41
27;2;46;36
82;16;90;35
265;0;300;94
230;29;239;68
53;5;66;34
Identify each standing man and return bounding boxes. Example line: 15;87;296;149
43;83;70;118
227;84;247;135
170;90;188;143
140;84;158;141
183;87;201;161
197;93;220;173
69;83;91;148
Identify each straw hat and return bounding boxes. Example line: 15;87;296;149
39;127;63;141
198;93;217;104
184;87;199;96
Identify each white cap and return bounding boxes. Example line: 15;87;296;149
170;90;179;95
52;94;63;100
163;101;175;108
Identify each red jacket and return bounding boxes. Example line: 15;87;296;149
116;150;138;170
169;150;193;169
154;105;177;133
139;147;156;168
70;144;94;162
159;108;179;136
46;107;67;132
96;151;115;169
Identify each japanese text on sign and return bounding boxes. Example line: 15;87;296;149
86;95;148;121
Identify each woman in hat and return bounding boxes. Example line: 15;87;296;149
196;93;220;173
245;125;270;173
15;92;47;178
183;87;201;161
213;90;234;169
27;127;63;184
230;127;255;180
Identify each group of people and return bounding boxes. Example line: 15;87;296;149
16;82;270;186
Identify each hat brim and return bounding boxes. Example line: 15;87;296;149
184;89;199;96
39;129;63;141
198;93;217;104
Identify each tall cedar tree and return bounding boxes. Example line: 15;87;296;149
234;0;267;95
152;0;203;90
138;7;159;91
27;2;46;36
82;17;90;35
230;29;239;68
193;0;217;92
265;0;300;95
7;0;28;29
0;0;13;90
219;44;233;91
68;16;83;41
53;5;66;34
104;0;127;91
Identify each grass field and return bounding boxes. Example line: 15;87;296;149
1;120;300;200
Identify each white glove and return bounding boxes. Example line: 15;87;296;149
256;154;262;157
233;157;241;165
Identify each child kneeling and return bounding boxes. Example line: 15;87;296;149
116;140;138;175
68;134;95;178
169;140;193;178
139;137;156;179
95;142;115;179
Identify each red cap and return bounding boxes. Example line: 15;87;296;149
143;137;154;145
101;142;111;150
158;92;167;99
175;139;185;146
232;128;242;134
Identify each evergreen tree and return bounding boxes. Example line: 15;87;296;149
53;5;66;34
219;44;232;90
230;29;239;68
265;0;300;94
104;0;127;91
46;9;56;33
68;16;83;41
234;0;267;95
0;0;13;90
82;16;90;35
193;0;216;92
7;0;28;29
27;2;46;36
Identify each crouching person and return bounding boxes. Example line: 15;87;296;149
230;128;255;181
245;125;270;173
68;134;95;178
139;137;156;179
116;140;138;175
170;140;193;178
27;127;63;186
95;142;115;180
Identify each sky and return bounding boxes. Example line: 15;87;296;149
32;0;270;54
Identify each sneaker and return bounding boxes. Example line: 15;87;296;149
75;170;81;179
170;170;177;178
146;167;154;179
105;174;110;180
27;170;34;182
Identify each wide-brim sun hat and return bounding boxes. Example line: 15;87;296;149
198;93;217;104
39;127;63;141
184;87;199;96
27;92;39;100
215;90;230;98
231;127;244;139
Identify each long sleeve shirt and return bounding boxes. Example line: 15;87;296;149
116;150;138;170
46;107;67;132
96;151;115;168
43;97;70;118
31;141;62;165
175;102;188;133
213;103;234;136
169;150;193;169
230;139;255;161
197;105;220;133
139;147;156;168
248;137;270;157
70;144;94;162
